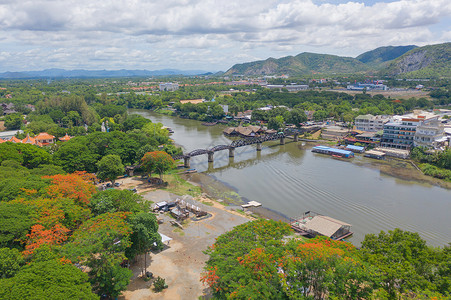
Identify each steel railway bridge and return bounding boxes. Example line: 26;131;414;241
172;129;304;168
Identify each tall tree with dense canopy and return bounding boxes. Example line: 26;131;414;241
96;154;124;184
126;212;162;275
141;151;176;180
0;260;98;300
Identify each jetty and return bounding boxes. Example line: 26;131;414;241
290;211;353;241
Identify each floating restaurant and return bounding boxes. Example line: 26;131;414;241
290;211;353;241
311;145;354;158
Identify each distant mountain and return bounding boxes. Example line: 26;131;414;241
225;52;369;76
381;43;451;78
356;45;418;68
0;68;210;79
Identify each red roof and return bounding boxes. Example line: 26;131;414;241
10;136;22;143
22;134;36;144
0;138;6;143
34;132;55;141
59;133;72;141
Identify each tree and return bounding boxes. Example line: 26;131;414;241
361;228;435;298
96;154;124;184
268;115;284;130
0;248;25;279
88;258;132;299
286;108;307;127
44;172;97;206
4;113;23;130
141;151;175;180
125;212;162;275
89;189;148;216
0;260;97;300
0;202;36;249
202;220;292;299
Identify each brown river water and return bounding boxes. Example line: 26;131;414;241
132;110;451;247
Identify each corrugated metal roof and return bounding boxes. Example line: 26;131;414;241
346;145;365;151
302;215;350;237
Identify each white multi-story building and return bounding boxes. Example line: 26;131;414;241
381;111;444;149
355;114;389;132
414;119;446;148
159;82;179;91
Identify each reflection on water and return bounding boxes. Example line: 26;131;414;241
132;110;451;247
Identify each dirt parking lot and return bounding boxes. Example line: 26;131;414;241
119;191;250;300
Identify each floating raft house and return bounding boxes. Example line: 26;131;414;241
312;146;354;158
291;211;353;240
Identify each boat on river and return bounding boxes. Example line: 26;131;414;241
290;211;353;241
184;168;197;174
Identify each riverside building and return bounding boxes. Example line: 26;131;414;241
381;111;444;149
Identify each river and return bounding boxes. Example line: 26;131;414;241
132;110;451;247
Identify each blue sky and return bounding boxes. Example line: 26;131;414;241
0;0;449;72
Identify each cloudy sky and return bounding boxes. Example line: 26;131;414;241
0;0;450;72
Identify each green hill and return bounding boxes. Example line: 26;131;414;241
381;43;451;78
225;53;369;76
356;45;417;68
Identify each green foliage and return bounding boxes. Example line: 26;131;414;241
153;276;168;292
96;154;124;184
89;189;148;216
63;212;131;262
0;142;51;168
125;212;162;261
361;228;442;298
0;202;36;249
88;256;132;299
4;113;23;130
122;114;151;131
267;115;284;130
0;248;25;279
286;108;307;127
0;260;98;300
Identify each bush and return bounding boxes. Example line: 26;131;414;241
153;276;168;292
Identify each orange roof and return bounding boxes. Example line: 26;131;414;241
22;134;36;144
59;133;72;141
0;138;5;143
10;136;22;143
34;132;55;141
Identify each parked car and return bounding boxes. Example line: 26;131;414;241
114;182;121;187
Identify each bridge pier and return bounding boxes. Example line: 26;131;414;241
184;157;190;168
207;161;214;172
229;147;235;157
256;143;262;151
280;137;285;145
208;151;214;162
294;133;299;142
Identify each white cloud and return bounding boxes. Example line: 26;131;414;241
0;0;449;71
